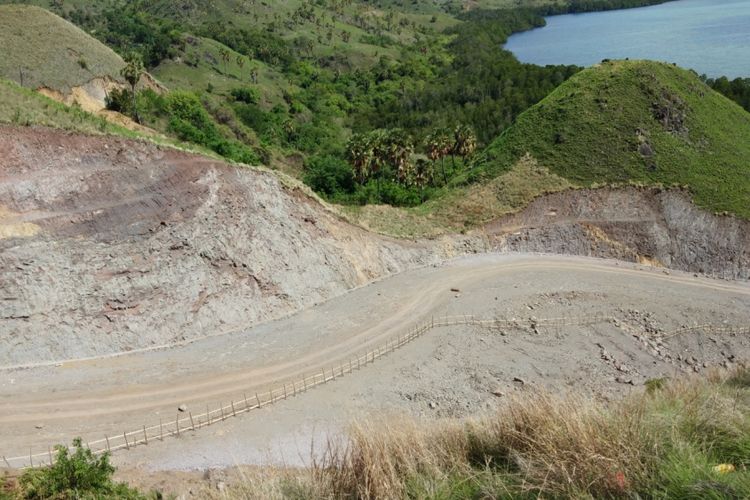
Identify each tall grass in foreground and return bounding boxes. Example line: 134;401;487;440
227;367;750;499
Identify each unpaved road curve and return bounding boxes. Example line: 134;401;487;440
1;253;749;467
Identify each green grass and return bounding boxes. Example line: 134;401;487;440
341;155;573;237
152;35;289;108
0;78;132;134
481;60;750;219
0;78;223;160
0;4;125;91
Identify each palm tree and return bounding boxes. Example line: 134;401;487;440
368;130;389;202
453;125;478;163
384;129;414;185
219;48;230;74
236;55;245;80
120;53;144;124
346;133;373;184
425;129;452;185
413;156;432;200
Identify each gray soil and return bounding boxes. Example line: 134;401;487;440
1;128;748;367
1;127;749;497
1;254;748;470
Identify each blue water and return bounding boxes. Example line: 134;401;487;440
504;0;750;78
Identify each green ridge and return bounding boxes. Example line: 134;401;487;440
0;4;125;91
482;60;750;218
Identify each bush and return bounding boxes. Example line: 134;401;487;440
166;91;259;164
303;155;355;197
230;87;260;105
19;439;145;499
104;88;133;114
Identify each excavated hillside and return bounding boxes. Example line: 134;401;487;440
0;127;479;366
486;187;750;280
1;126;747;367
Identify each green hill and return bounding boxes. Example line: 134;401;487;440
481;60;750;219
0;4;125;91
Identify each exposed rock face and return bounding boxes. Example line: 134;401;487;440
0;127;475;365
1;128;746;366
486;187;750;280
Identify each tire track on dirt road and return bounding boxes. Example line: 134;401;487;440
1;256;748;425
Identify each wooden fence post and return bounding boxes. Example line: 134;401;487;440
160;418;164;440
220;404;225;421
2;456;10;468
206;405;211;425
189;412;195;430
256;393;262;408
284;384;288;399
48;447;53;465
243;393;249;409
124;433;129;450
29;448;32;467
176;415;180;436
105;435;110;452
143;426;148;445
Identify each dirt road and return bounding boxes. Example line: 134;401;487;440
1;253;748;470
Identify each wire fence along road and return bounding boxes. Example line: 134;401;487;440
2;314;748;469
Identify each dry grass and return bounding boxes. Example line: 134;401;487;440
217;366;750;499
342;155;574;238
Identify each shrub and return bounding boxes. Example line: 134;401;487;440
303;155;355;197
230;87;260;104
105;88;133;114
19;438;145;499
166;91;258;164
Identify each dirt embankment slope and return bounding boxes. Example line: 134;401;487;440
1;127;748;366
487;187;750;280
0;127;477;366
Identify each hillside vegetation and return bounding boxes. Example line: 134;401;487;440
482;60;750;219
1;1;748;228
0;4;125;91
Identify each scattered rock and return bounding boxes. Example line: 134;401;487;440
178;404;187;412
491;389;505;397
428;402;437;409
513;377;526;385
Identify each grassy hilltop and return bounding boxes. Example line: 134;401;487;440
0;4;125;91
482;60;750;219
347;60;750;236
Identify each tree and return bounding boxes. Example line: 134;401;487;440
425;129;452;185
219;47;231;74
453;125;477;162
120;53;144;123
236;55;245;79
383;129;414;184
346;133;373;184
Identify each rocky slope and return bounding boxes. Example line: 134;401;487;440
1;127;747;366
486;187;750;280
0;127;476;366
